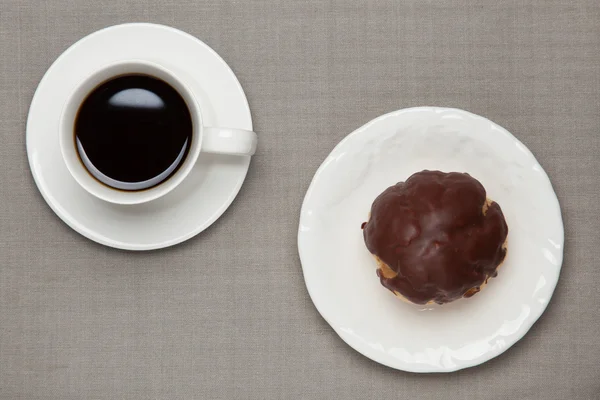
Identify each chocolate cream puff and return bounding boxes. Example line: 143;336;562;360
362;170;508;305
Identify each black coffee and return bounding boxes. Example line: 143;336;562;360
75;74;192;191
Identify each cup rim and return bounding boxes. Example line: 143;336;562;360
58;59;203;205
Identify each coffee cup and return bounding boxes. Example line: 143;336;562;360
59;59;257;205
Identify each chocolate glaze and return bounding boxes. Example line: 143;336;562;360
363;171;508;305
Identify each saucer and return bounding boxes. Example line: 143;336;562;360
298;107;564;372
27;23;254;250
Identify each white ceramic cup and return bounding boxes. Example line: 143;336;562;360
59;59;257;205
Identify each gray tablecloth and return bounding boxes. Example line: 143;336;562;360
1;1;599;398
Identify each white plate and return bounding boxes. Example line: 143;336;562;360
27;23;253;250
298;107;563;373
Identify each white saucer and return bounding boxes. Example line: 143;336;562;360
27;23;254;250
298;107;564;373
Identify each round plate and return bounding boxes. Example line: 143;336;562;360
27;23;253;250
298;107;563;373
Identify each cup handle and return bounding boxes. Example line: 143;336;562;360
201;127;257;156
